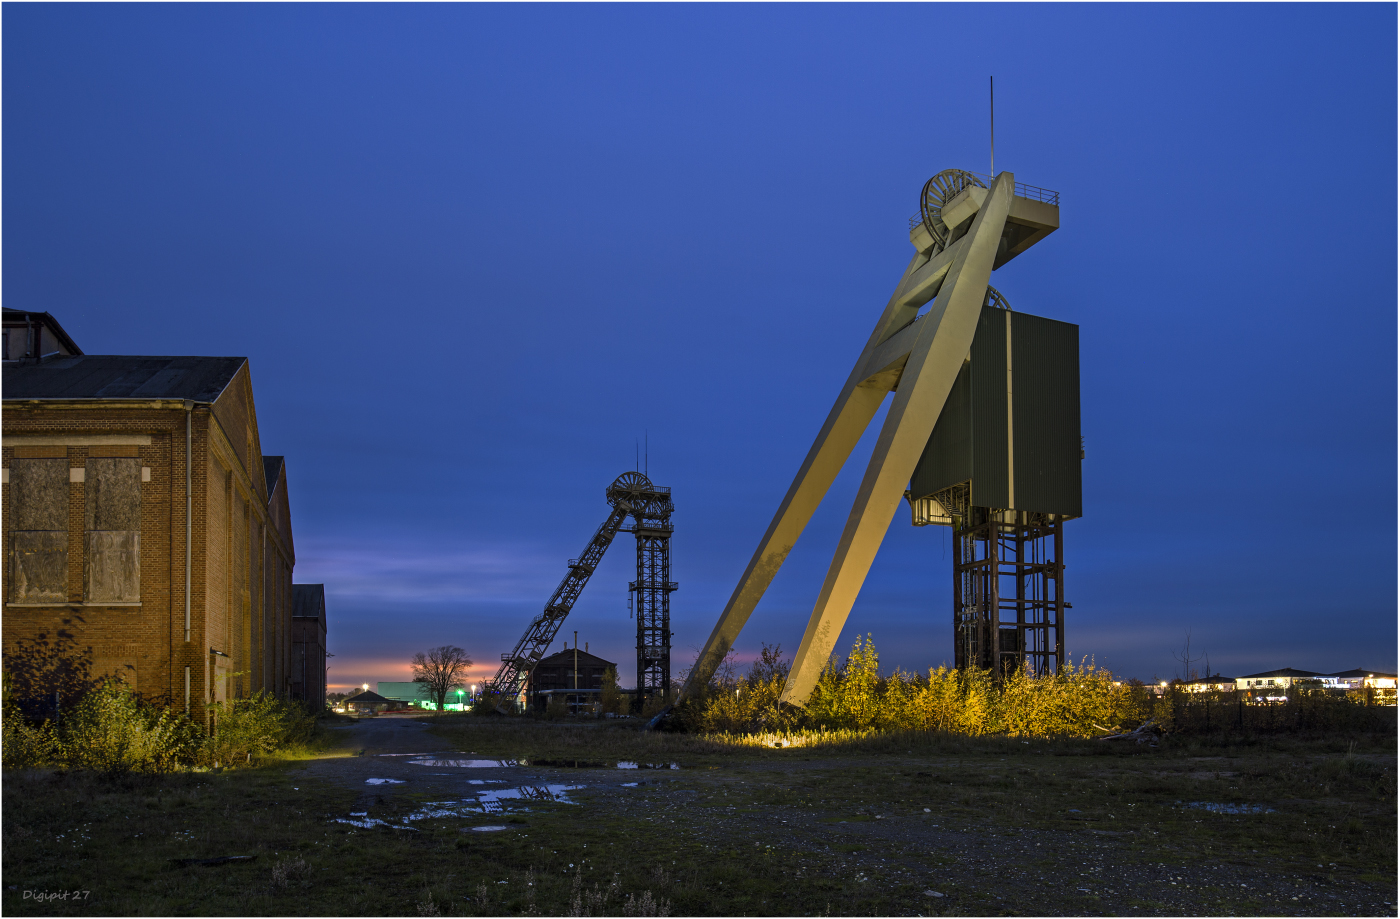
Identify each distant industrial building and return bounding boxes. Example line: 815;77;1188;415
375;680;477;711
527;645;614;713
342;689;403;714
291;584;328;707
2;310;299;725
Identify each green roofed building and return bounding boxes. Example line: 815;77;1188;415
378;681;471;711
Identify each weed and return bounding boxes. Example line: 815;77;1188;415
270;857;311;890
622;889;670;917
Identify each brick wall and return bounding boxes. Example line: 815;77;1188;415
3;393;294;725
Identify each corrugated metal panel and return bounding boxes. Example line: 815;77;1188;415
969;305;1009;509
1010;311;1081;517
909;360;972;499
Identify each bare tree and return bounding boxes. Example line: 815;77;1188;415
411;646;473;710
1173;629;1207;682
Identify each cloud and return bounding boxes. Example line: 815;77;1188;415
294;536;559;605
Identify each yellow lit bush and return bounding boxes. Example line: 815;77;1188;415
683;636;1149;740
60;679;204;773
203;690;316;766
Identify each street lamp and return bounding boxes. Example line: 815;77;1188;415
456;688;465;709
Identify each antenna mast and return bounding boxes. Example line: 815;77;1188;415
990;75;995;175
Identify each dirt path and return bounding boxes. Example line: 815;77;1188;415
298;716;665;804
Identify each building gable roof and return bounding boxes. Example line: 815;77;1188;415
1327;669;1397;679
345;690;392;704
535;649;615;669
1238;668;1321;679
2;354;246;402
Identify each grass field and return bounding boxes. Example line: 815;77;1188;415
2;713;1394;916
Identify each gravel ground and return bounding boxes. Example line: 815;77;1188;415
295;717;1396;916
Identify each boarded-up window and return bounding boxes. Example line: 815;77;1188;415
84;458;141;603
8;458;70;603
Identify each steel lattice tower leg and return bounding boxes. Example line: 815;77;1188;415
953;508;1064;676
632;513;676;708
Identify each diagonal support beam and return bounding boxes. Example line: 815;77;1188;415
678;183;1004;701
778;172;1015;705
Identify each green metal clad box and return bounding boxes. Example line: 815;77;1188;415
909;304;1081;517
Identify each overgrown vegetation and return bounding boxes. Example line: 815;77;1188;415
2;676;318;773
675;636;1395;741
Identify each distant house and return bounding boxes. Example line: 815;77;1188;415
1318;669;1397;692
527;646;615;713
291;584;328;707
1235;669;1321;699
1181;674;1235;693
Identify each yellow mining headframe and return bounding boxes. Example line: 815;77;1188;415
679;168;1072;712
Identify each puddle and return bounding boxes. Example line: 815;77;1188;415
334;785;582;829
408;758;522;768
366;778;405;785
377;753;445;757
1182;801;1276;814
477;784;581;812
468;779;505;785
525;759;679;770
333;817;418;830
469;825;512;832
622;782;638;787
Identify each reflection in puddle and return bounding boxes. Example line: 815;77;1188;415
525;759;679;770
334;816;418;830
1183;801;1275;814
470;825;512;832
366;778;405;785
476;784;582;813
468;779;505;785
409;758;522;768
622;782;638;787
336;785;583;829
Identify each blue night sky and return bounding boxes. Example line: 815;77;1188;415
5;4;1395;692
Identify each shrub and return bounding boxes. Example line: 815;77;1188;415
599;666;626;716
2;706;60;770
684;638;1150;740
59;680;204;773
1;675;318;773
204;691;316;765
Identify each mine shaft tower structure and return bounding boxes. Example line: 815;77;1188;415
681;167;1079;706
485;472;676;712
628;480;678;700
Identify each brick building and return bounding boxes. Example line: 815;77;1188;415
3;336;295;723
291;583;328;707
526;645;614;712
